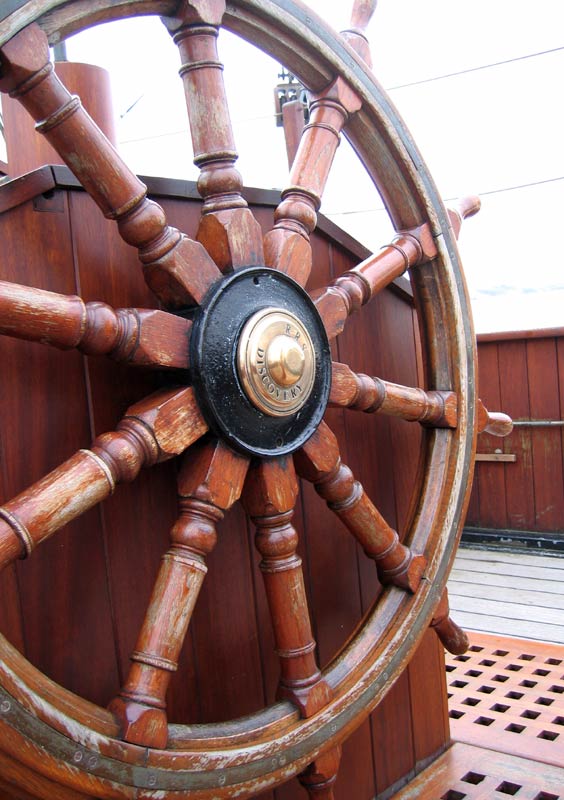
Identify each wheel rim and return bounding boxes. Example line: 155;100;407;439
0;1;477;796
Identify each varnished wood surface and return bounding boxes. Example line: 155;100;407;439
1;61;117;177
448;547;564;643
467;332;564;534
446;631;564;769
0;173;450;798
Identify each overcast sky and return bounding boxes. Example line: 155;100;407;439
7;0;563;334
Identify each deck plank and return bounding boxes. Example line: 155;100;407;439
447;608;564;643
449;594;563;626
449;580;564;609
457;548;564;570
448;547;564;642
450;567;564;595
451;556;564;584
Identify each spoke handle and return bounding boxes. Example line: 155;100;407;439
315;233;423;340
0;24;222;307
0;389;206;570
243;459;331;717
296;423;426;592
109;518;217;749
110;441;248;748
0;279;130;355
0;280;192;368
430;589;469;655
0;445;128;568
478;400;513;437
330;362;458;428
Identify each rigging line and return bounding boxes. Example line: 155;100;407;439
386;45;564;91
325;175;564;216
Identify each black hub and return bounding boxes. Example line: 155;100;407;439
190;267;331;457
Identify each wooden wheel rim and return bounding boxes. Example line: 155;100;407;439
0;1;477;796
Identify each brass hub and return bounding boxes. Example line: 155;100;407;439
237;308;316;416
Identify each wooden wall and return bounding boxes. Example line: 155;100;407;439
467;329;564;535
0;168;449;799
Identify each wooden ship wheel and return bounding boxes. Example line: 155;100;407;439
0;1;512;797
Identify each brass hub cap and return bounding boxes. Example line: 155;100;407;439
237;308;316;416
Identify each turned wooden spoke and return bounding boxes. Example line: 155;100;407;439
299;746;342;800
0;24;221;307
0;388;207;570
109;440;249;748
315;231;426;340
430;588;469;655
315;195;481;340
0;279;191;368
447;195;482;239
264;74;360;285
330;362;457;428
263;3;381;289
242;458;331;718
341;0;377;66
295;422;426;592
164;2;263;271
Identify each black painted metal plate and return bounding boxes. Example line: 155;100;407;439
190;267;331;457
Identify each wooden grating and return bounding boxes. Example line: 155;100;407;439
391;741;564;799
446;632;564;767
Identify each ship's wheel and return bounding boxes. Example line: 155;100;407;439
0;1;511;797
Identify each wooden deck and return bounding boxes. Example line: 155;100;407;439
391;548;564;798
392;632;564;799
448;547;564;644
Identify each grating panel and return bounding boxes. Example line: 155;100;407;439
446;633;564;767
391;742;564;799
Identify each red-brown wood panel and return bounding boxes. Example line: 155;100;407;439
66;190;185;714
0;191;119;705
467;333;564;535
559;338;564;520
498;340;535;530
371;289;423;537
372;670;415;794
475;342;508;529
407;629;450;770
465;476;480;527
334;244;441;794
527;338;564;531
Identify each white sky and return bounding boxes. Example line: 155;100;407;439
13;0;564;333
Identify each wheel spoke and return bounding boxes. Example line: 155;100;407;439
164;5;264;271
262;7;382;286
0;279;191;368
294;422;426;592
315;195;482;340
0;24;221;307
242;457;331;717
314;232;425;340
299;746;342;800
330;362;457;428
430;588;469;655
109;439;249;748
0;388;207;570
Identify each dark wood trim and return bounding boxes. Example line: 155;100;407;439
0;165;56;214
462;527;564;554
478;327;564;343
1;164;413;300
